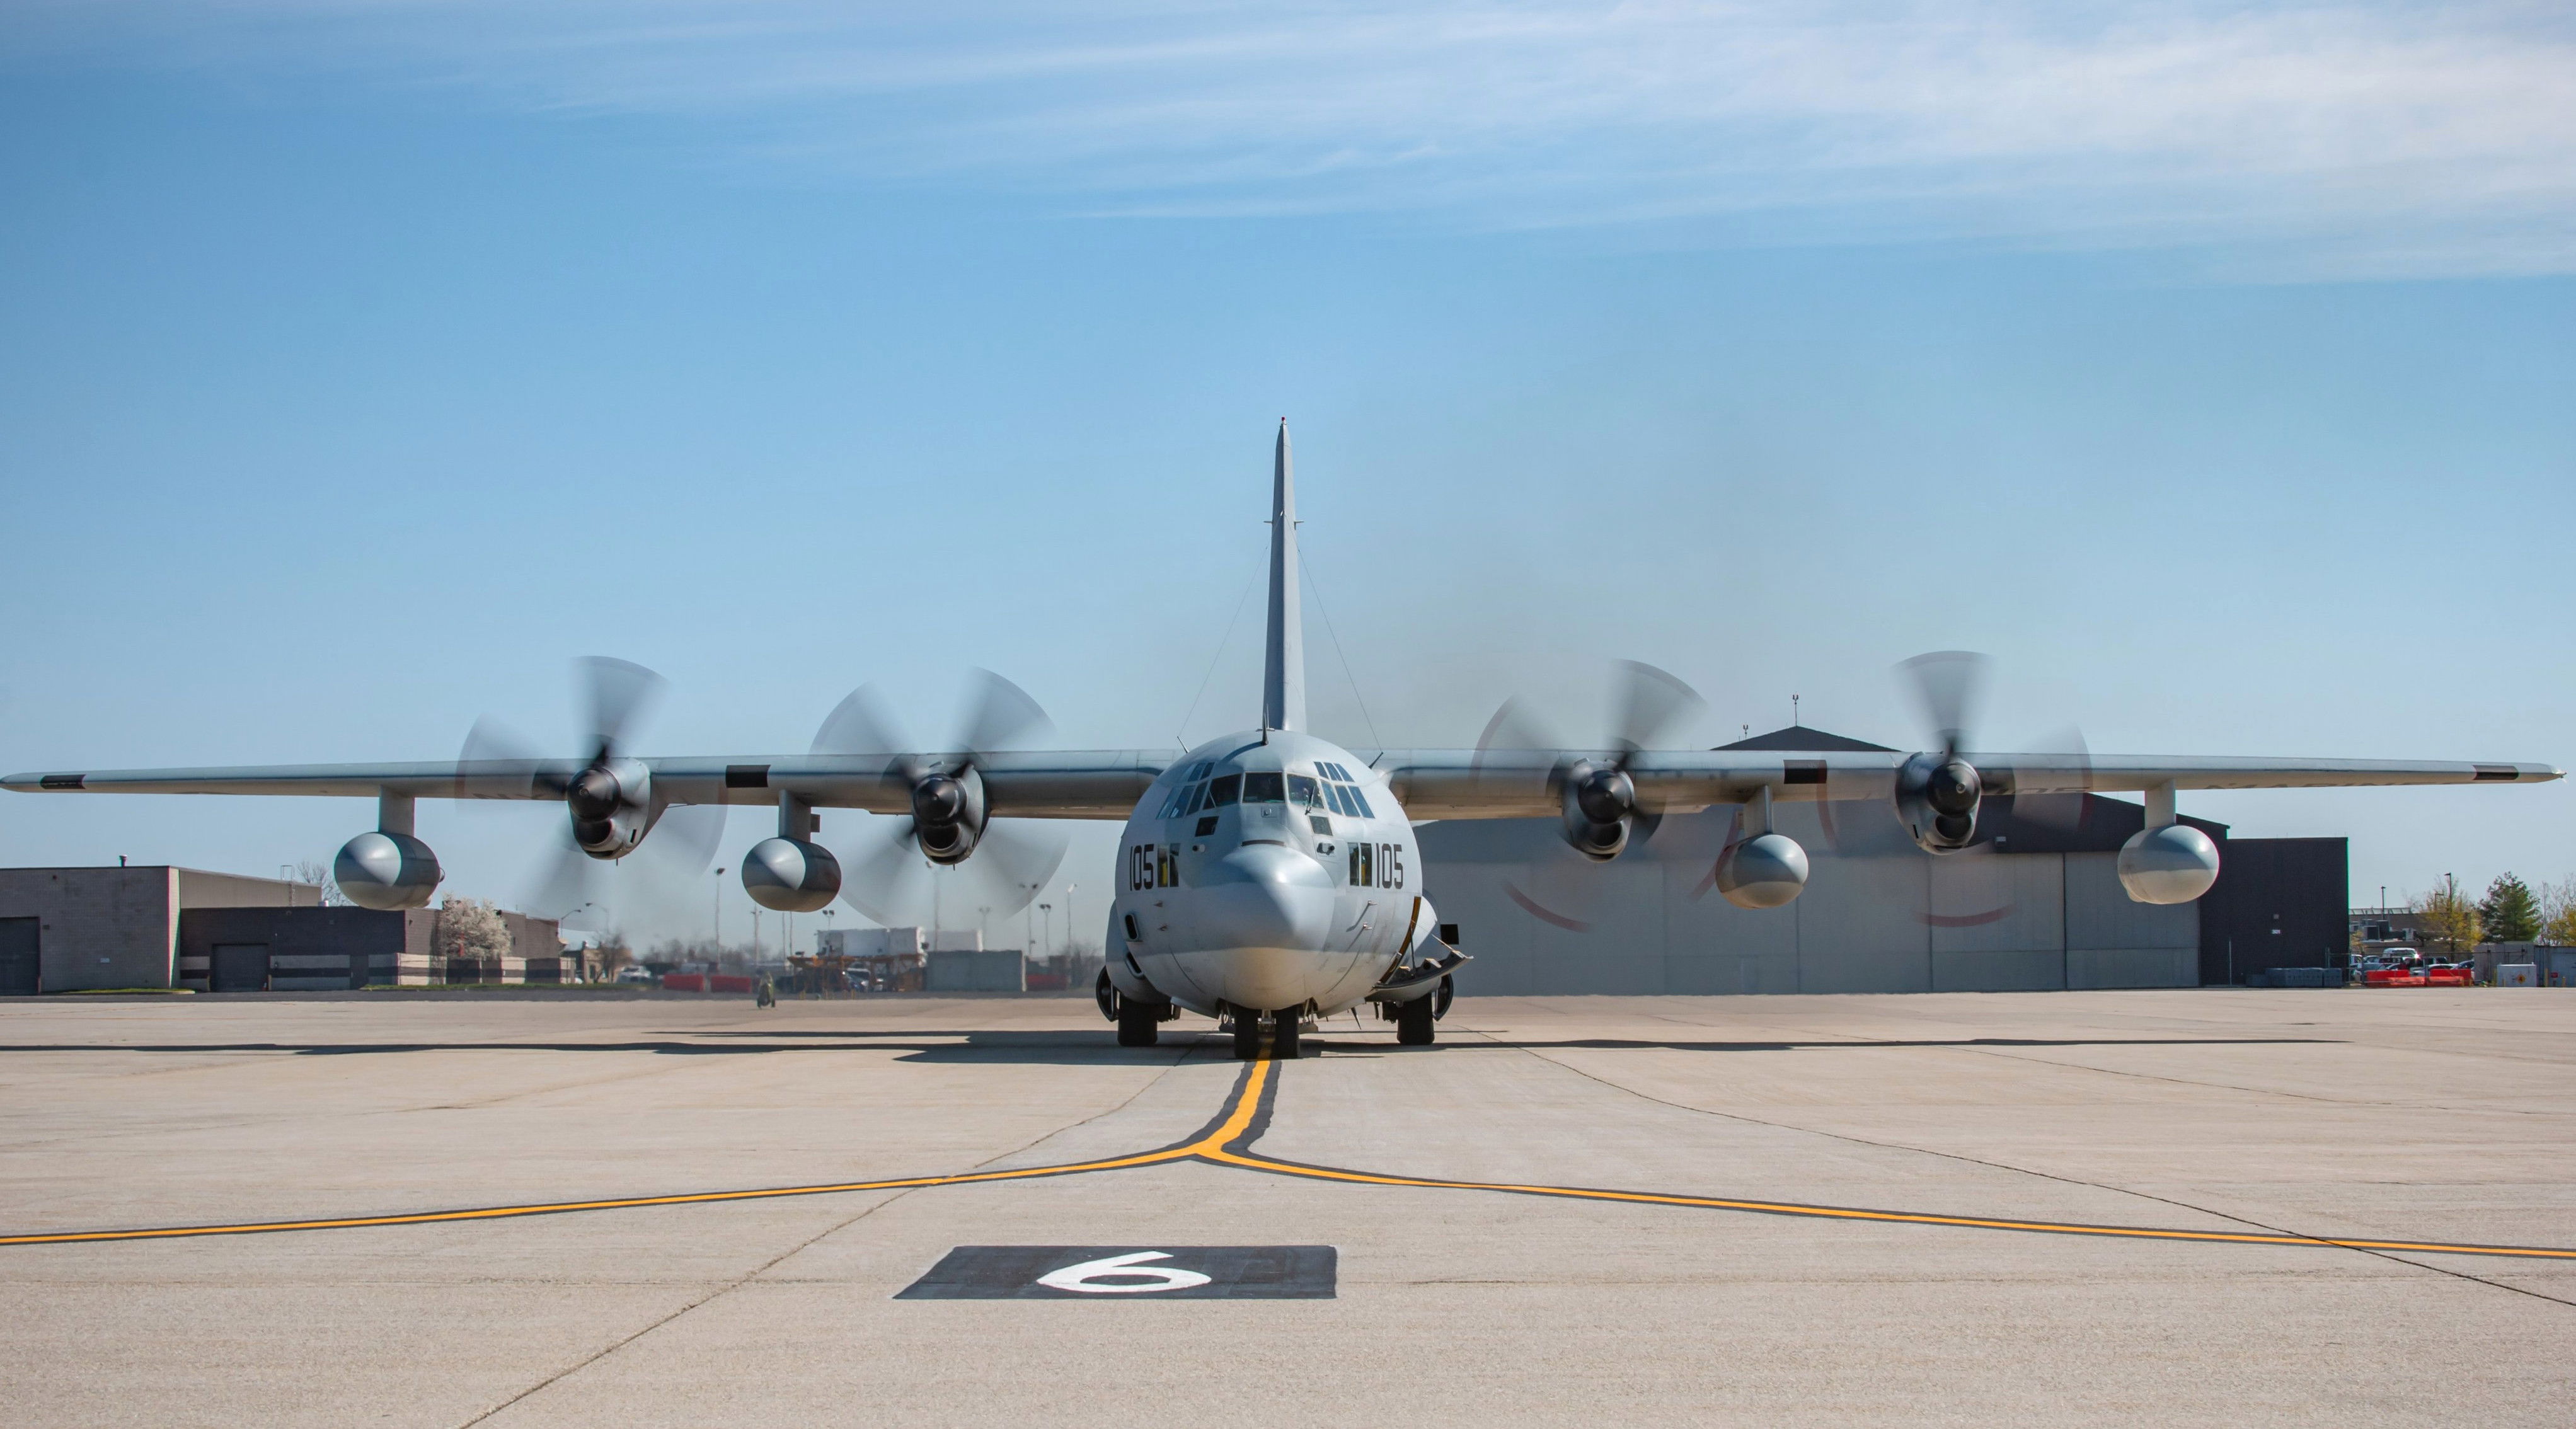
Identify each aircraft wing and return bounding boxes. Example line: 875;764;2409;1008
1366;748;2562;819
0;750;1169;820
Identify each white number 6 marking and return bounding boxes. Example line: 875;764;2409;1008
1037;1251;1213;1295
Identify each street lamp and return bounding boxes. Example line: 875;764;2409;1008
1039;904;1052;960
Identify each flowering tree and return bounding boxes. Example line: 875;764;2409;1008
432;897;513;966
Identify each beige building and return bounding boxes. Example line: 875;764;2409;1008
0;866;566;994
0;865;318;994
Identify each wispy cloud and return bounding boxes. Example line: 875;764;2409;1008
18;2;2576;275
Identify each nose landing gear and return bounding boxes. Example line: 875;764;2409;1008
1227;1007;1308;1060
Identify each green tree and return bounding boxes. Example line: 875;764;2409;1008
2479;873;2541;944
2413;876;2481;956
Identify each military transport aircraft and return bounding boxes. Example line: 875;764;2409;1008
6;423;2560;1057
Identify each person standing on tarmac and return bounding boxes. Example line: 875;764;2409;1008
756;973;776;1009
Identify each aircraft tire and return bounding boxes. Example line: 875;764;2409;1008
1116;1001;1161;1047
1395;997;1435;1046
1232;1014;1262;1061
1270;1009;1301;1060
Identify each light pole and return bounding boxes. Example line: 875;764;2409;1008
1039;903;1052;961
713;866;726;953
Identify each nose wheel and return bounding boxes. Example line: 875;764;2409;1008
1230;1009;1305;1060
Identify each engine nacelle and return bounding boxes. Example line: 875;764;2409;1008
1558;761;1632;862
1894;751;1982;854
911;766;988;866
742;837;842;912
2117;825;2221;905
334;831;442;910
1715;832;1810;909
566;757;652;859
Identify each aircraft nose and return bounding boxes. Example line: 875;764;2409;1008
1199;842;1335;953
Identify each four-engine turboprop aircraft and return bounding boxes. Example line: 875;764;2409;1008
6;423;2561;1057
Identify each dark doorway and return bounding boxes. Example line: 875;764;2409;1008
0;918;37;996
210;943;270;993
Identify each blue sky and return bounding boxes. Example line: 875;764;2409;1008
3;2;2571;946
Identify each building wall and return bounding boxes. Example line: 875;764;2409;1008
177;907;428;990
0;866;321;992
2197;837;2349;984
1418;800;2202;996
924;948;1025;992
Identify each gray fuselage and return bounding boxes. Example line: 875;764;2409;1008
1104;728;1429;1018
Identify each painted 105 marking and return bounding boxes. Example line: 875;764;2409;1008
1127;841;1404;891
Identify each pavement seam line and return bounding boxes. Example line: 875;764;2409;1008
1470;1031;2576;1288
453;1190;912;1428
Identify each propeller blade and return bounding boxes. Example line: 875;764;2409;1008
1471;696;1563;797
1502;839;1618;933
2010;726;2094;834
1900;650;1987;754
810;683;912;760
1611;660;1705;755
577;656;666;757
645;803;728;878
456;716;565;799
838;815;932;926
957;819;1070;918
526;838;599;924
957;668;1054;757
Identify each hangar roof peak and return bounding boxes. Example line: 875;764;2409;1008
1715;725;1896;753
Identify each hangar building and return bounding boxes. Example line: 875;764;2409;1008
1419;726;2345;995
0;865;566;994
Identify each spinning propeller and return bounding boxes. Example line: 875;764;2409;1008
459;657;725;924
811;669;1069;927
1474;660;1709;930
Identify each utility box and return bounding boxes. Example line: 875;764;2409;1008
925;948;1024;992
2498;963;2539;987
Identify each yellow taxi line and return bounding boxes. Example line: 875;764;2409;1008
13;1052;2574;1263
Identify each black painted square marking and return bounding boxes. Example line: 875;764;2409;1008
895;1245;1336;1300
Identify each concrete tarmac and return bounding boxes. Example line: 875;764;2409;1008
4;989;2572;1426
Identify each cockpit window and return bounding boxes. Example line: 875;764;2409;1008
1345;784;1375;818
1190;762;1212;780
1287;774;1321;808
1176;781;1205;815
1206;774;1241;806
1241;771;1286;803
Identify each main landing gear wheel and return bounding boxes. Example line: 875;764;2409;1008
1232;1013;1262;1061
1395;996;1435;1046
1270;1009;1302;1060
1116;999;1162;1047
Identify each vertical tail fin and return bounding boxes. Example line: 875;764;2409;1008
1262;420;1305;733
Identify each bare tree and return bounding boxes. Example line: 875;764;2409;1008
593;936;634;980
2412;876;2481;956
2541;877;2576;946
297;858;350;907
